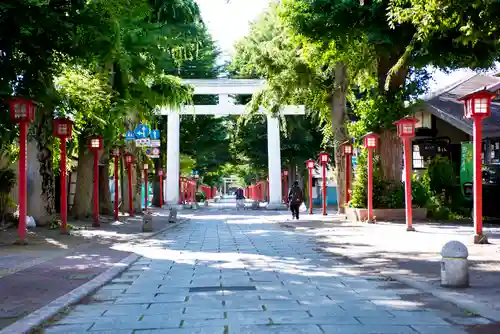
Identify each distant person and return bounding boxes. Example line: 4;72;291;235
288;181;304;220
235;187;245;210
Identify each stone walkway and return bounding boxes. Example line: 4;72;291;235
42;208;486;334
0;209;185;330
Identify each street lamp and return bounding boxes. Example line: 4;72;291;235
143;163;149;211
306;159;315;215
283;170;289;204
342;141;353;206
318;152;329;215
124;153;135;216
8;98;36;244
363;132;378;223
458;83;500;244
89;136;103;227
158;168;164;209
53;118;73;234
110;147;121;221
394;117;419;232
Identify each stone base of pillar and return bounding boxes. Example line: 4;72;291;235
166;203;184;211
266;202;288;211
473;233;489;244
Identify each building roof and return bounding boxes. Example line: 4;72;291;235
424;73;500;138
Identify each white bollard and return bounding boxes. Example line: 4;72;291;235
440;240;469;288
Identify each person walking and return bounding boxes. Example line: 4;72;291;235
288;181;303;220
235;187;245;210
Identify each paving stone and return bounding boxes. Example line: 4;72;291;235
320;324;418;334
409;325;468;334
356;314;449;325
90;317;180;330
43;324;93;333
231;324;323;333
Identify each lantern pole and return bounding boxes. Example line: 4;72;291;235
114;153;119;221
127;161;134;217
60;137;68;233
403;136;415;231
159;170;163;209
93;147;100;227
473;115;484;242
322;161;327;216
367;147;374;223
18;122;28;243
144;165;148;212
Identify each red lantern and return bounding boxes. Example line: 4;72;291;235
319;152;329;164
306;159;315;169
144;164;149;170
124;153;135;165
158;169;164;176
342;142;353;155
8;98;36;123
89;136;103;150
110;147;121;157
283;170;289;176
363;133;378;149
458;90;497;119
52;118;73;138
394;117;419;138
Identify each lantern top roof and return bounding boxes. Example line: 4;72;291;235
363;132;379;139
342;140;353;147
393;116;419;126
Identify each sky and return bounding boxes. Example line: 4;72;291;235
194;0;498;92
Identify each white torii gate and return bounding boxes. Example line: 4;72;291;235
159;79;305;209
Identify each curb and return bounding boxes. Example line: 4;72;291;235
278;222;500;323
0;218;188;334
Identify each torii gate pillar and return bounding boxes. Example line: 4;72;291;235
266;115;285;209
166;112;180;205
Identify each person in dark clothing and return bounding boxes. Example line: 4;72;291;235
288;181;304;220
235;188;245;210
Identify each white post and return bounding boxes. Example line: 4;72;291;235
166;111;180;205
267;115;284;209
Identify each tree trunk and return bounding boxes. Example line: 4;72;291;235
134;161;143;213
71;147;96;219
379;129;402;182
99;157;112;215
331;62;349;213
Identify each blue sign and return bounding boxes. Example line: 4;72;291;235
145;148;152;155
125;130;135;141
150;130;160;140
192;170;198;175
134;124;150;139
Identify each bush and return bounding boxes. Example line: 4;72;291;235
0;167;16;224
411;174;431;208
195;191;206;202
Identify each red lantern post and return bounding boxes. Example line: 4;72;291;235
342;142;353;206
143;164;149;211
283;170;289;204
53;118;73;234
306;159;315;215
458;84;500;244
124;153;135;216
363;133;379;223
89;136;103;227
111;147;121;221
319;152;329;215
8;98;36;244
394;117;419;231
158;169;164;208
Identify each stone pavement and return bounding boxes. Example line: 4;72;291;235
41;207;489;334
0;209;188;330
278;214;500;327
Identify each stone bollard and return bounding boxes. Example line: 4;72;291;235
251;200;259;210
440;240;469;288
142;213;153;232
204;200;209;207
168;208;177;224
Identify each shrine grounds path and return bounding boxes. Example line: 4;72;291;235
36;201;488;334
